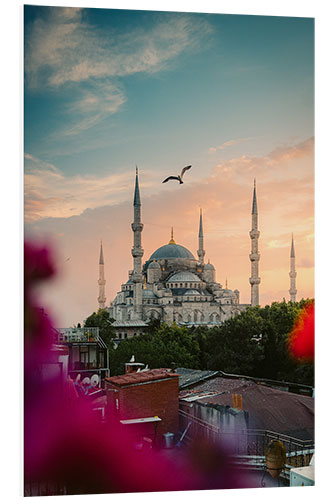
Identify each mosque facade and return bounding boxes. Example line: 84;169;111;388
106;169;262;341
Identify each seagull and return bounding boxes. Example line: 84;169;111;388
162;165;192;184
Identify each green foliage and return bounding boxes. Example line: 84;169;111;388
84;309;116;346
205;307;265;376
107;300;314;386
109;322;202;376
205;300;314;384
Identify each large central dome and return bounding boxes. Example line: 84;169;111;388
149;243;195;261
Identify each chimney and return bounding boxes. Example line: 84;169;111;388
232;393;243;410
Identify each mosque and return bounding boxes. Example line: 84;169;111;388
98;169;297;341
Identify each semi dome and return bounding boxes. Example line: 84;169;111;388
184;289;201;295
149;243;195;261
168;271;201;283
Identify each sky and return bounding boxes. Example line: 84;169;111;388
24;5;314;327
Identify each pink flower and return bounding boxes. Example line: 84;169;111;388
288;302;315;362
24;239;253;495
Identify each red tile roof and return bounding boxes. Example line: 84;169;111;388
105;369;179;387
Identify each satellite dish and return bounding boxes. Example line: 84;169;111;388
91;374;99;387
82;377;91;385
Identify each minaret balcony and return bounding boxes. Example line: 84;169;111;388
98;279;106;285
132;273;143;283
249;277;261;285
131;248;144;258
289;289;297;295
131;222;143;232
289;272;297;278
249;229;260;239
249;253;260;262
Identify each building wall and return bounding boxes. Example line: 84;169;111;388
106;377;179;437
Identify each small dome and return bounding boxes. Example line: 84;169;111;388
204;262;215;270
184;289;201;295
148;260;160;269
168;271;202;283
223;289;235;297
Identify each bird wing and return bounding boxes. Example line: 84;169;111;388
180;165;192;179
162;176;179;183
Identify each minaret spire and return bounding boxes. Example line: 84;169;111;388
289;233;297;302
249;179;261;306
131;167;144;318
98;240;106;309
197;208;205;266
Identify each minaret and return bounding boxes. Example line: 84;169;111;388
289;234;297;302
249;179;261;306
197;208;205;266
98;240;106;309
131;167;144;319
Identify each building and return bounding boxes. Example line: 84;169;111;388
54;327;110;383
105;369;180;442
109;170;257;339
178;371;314;441
177;369;314;479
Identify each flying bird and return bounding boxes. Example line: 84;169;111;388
162;165;192;184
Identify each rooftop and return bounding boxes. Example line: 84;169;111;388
176;368;220;389
180;376;314;441
106;368;179;387
168;271;202;283
149;243;195;261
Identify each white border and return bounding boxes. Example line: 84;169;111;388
2;1;332;499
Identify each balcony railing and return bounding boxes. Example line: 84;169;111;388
178;408;314;479
55;327;100;344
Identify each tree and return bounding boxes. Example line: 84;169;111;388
205;307;265;376
203;300;314;385
109;322;202;375
84;309;116;346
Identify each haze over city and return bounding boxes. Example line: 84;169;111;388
24;6;314;327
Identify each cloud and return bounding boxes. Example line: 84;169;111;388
209;137;252;153
24;154;163;221
25;8;213;136
25;8;213;88
299;258;314;269
25;137;314;227
61;81;126;136
212;137;314;184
